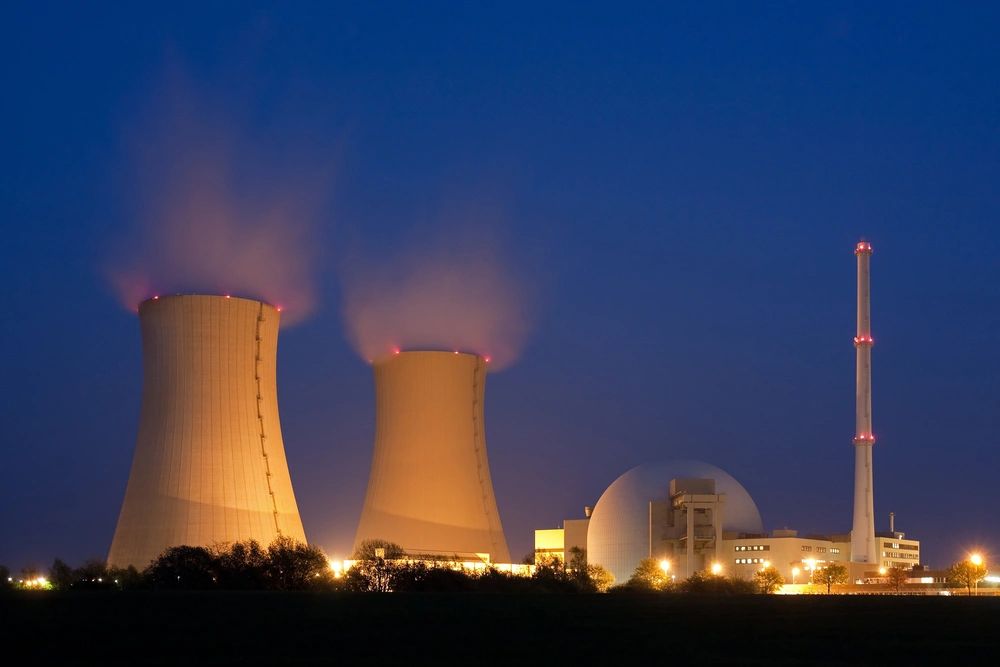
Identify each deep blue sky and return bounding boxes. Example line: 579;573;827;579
3;3;999;570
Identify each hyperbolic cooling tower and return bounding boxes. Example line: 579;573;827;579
354;351;511;563
108;294;306;568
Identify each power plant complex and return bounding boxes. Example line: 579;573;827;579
107;241;924;587
536;240;921;585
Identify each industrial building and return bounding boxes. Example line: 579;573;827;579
354;350;511;564
534;241;923;587
108;295;307;568
536;473;921;585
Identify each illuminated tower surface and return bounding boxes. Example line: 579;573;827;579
108;295;306;568
354;350;511;563
851;241;877;564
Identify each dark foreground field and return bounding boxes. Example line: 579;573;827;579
3;592;999;665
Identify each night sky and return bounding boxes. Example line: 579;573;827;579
3;3;999;570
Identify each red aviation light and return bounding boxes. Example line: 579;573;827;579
392;347;400;355
225;294;231;299
484;355;492;364
855;241;873;255
853;335;874;346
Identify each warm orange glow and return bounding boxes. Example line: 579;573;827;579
878;567;887;575
710;561;723;576
970;553;984;567
659;559;671;573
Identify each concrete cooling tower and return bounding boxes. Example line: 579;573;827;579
108;294;306;568
354;351;511;563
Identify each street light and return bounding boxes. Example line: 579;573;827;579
970;553;985;596
710;561;723;576
792;566;800;584
659;559;671;573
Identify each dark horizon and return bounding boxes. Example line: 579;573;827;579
3;3;999;571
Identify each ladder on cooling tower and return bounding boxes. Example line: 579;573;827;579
255;304;283;537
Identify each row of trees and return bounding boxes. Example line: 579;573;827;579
619;558;786;594
5;537;335;592
2;542;989;595
343;541;615;593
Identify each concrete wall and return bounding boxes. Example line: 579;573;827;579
354;351;510;563
108;295;306;568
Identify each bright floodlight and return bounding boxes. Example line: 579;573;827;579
659;559;671;572
970;553;984;566
710;561;723;576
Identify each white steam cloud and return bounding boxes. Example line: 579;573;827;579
106;73;328;326
340;236;533;371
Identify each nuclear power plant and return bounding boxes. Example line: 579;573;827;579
353;351;510;564
108;294;306;568
105;240;927;588
534;240;923;585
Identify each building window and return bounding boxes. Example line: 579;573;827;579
801;546;812;552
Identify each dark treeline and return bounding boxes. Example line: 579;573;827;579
343;540;614;593
3;536;334;592
3;540;800;595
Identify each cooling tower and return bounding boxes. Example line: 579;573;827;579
108;294;306;568
354;351;511;563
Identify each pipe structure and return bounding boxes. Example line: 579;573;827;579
851;241;877;563
354;351;510;563
108;295;306;568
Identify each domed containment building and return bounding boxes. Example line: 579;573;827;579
586;461;763;583
108;295;307;568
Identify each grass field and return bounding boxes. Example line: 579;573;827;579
3;592;998;664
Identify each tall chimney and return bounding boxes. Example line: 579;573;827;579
851;241;877;563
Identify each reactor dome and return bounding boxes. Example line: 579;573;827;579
587;461;763;585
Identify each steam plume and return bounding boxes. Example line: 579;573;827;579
106;73;328;325
340;234;532;371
